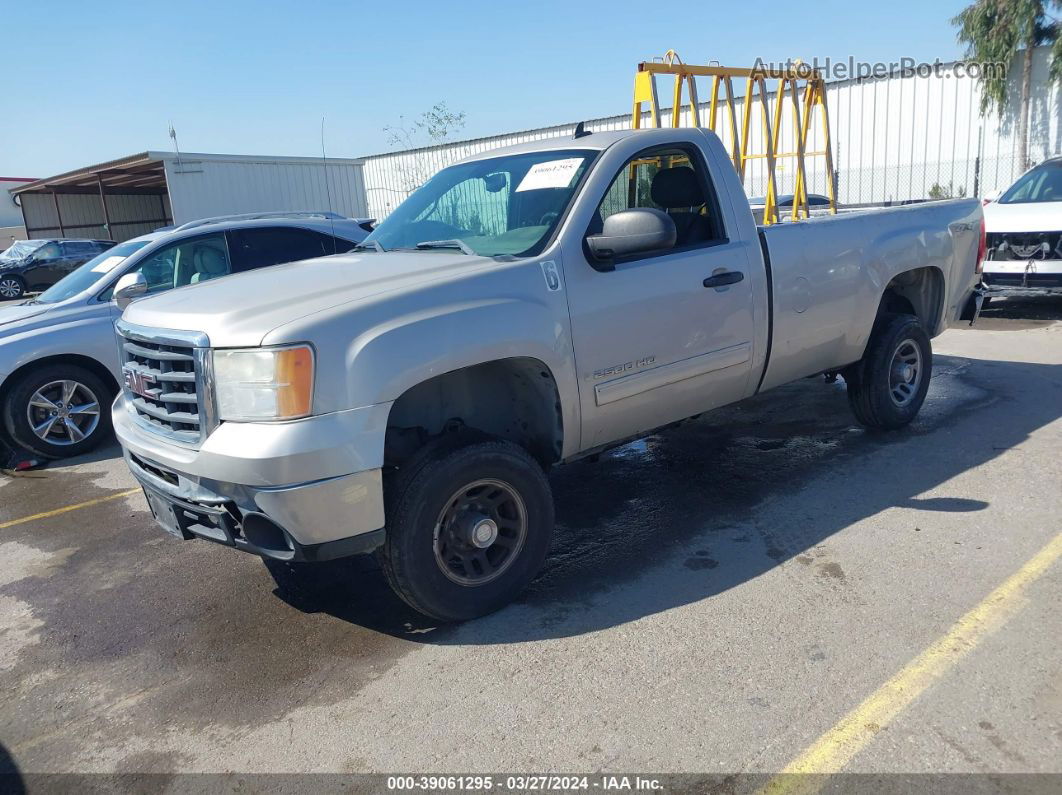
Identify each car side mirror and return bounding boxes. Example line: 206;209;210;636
114;272;148;309
585;208;677;269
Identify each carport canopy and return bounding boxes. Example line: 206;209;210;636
11;152;171;242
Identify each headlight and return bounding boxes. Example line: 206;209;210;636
213;345;314;421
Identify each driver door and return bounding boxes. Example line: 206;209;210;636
564;146;758;449
26;242;63;287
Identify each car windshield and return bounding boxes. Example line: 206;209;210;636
34;240;151;304
363;149;596;257
999;161;1062;204
0;240;46;261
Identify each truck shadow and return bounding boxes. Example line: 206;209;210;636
269;354;1061;644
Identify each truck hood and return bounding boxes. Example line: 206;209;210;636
122;250;498;347
983;201;1062;233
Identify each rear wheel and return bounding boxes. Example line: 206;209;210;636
844;314;932;430
0;276;25;300
379;437;554;622
3;364;112;459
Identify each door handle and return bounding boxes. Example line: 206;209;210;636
703;271;745;288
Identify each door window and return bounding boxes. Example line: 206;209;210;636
226;227;337;271
590;147;725;252
101;233;230;300
34;242;61;261
61;241;98;259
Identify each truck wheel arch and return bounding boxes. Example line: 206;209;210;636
384;357;564;469
878;266;945;334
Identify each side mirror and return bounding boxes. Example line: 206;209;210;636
586;208;677;268
113;272;148;309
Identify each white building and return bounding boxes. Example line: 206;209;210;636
362;46;1061;220
10;151;367;242
0;177;36;243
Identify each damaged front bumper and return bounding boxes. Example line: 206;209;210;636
130;449;386;562
113;393;388;561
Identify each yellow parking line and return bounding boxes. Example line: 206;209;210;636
762;532;1062;795
0;488;141;530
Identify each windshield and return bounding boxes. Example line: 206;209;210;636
999;161;1062;204
35;240;151;304
0;240;46;261
363;149;595;257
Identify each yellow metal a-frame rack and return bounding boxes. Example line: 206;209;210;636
632;51;837;225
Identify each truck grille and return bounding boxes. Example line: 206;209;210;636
985;231;1062;261
117;323;212;445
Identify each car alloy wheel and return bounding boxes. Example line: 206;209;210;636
26;379;102;446
0;278;23;299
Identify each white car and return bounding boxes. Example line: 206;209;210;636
982;157;1062;297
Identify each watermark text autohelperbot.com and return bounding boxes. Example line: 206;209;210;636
753;57;1008;80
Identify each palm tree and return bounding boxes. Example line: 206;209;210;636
953;0;1061;171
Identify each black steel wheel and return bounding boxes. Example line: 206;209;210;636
380;437;554;622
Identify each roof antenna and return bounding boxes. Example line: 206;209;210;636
321;116;338;253
168;122;183;169
573;121;592;139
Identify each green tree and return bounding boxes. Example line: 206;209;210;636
953;0;1062;171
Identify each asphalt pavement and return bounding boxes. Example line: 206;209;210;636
0;297;1060;787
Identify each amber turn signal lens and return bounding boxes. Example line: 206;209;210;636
275;346;314;418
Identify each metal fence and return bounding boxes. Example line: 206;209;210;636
362;46;1059;220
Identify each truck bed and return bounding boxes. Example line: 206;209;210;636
755;199;982;393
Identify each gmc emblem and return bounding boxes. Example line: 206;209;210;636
123;366;157;399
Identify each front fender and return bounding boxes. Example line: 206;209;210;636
0;311;120;389
349;297;580;457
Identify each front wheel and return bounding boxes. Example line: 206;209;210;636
844;314;932;430
379;438;554;622
2;364;113;459
0;276;25;300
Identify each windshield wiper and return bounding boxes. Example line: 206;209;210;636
353;240;385;252
415;239;475;256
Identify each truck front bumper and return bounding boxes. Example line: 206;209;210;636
113;394;389;561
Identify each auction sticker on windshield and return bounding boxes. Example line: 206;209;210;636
516;158;583;192
91;255;128;273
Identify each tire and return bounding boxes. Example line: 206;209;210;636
379;437;554;622
844;313;932;430
0;275;25;300
3;364;113;459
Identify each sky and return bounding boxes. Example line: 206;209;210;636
2;0;971;178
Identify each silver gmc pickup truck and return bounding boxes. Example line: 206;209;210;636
113;127;984;621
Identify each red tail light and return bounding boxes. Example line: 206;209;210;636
982;198;993;206
976;217;986;275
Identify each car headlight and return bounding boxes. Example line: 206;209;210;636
213;345;314;421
